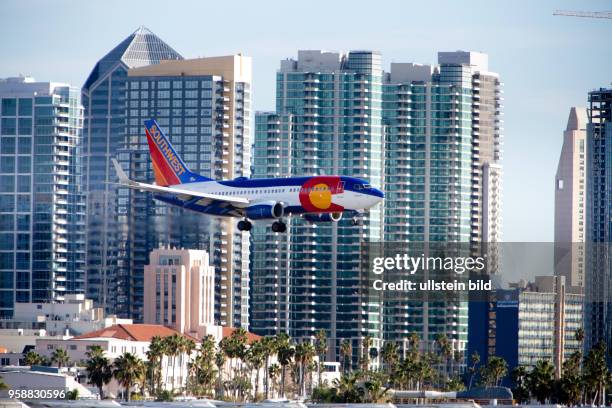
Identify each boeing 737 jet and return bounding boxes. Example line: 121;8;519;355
112;119;384;233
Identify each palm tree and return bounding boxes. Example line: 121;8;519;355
268;363;280;398
85;346;112;399
360;336;372;374
333;372;362;403
261;336;276;399
314;330;328;387
215;350;226;398
435;333;452;385
188;335;217;397
24;351;43;366
584;343;609;406
480;355;507;387
275;333;294;398
511;366;530;403
180;337;196;393
147;336;165;395
294;342;315;397
51;348;70;369
248;339;266;399
162;334;182;391
381;342;398;375
527;360;555;403
113;352;145;401
340;339;352;374
467;351;480;389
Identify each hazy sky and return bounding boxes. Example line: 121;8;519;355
1;0;610;242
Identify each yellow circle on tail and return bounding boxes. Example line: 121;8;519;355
309;183;332;209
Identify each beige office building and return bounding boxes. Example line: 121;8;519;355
143;248;216;338
554;107;587;288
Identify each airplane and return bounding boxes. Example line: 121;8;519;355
112;119;384;233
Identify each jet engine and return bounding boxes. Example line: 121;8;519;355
303;212;343;223
245;201;284;220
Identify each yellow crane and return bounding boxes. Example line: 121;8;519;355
553;10;612;19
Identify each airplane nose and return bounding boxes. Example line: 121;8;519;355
371;188;384;199
367;188;384;207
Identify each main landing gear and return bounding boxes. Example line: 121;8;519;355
237;219;252;232
271;220;287;233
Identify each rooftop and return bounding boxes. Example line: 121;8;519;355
222;327;261;344
73;324;196;342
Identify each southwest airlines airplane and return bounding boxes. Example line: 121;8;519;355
112;119;384;233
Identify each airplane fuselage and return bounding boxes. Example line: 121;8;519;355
153;175;383;219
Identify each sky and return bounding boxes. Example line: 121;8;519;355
0;0;610;242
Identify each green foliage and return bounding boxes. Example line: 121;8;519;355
479;355;508;387
85;346;112;399
51;348;70;369
526;359;555;403
155;389;174;401
511;366;530;404
24;351;44;366
113;352;145;401
66;389;79;400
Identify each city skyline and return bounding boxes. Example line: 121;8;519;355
1;0;610;242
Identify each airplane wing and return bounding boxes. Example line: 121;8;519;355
111;158;249;205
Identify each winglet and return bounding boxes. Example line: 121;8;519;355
111;158;130;184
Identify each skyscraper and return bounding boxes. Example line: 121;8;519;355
119;56;252;326
585;88;612;352
251;50;384;361
81;27;182;314
554;107;587;288
382;52;503;364
0;76;85;317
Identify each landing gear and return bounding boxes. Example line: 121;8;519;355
351;217;362;226
237;220;252;232
271;220;287;233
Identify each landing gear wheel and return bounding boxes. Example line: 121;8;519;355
351;217;361;226
237;220;252;232
271;221;287;233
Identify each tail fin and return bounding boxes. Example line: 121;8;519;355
144;119;208;186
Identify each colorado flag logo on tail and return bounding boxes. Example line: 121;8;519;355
144;119;206;186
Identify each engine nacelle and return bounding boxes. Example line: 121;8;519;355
245;201;284;220
303;212;343;223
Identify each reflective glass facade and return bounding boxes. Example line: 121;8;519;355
120;63;251;326
0;77;84;317
251;50;384;362
585;89;612;353
81;27;182;315
381;52;502;372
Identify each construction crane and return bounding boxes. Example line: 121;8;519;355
553;10;612;19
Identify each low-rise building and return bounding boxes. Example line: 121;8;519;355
35;323;197;397
0;294;132;364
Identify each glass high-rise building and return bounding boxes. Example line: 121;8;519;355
119;56;252;327
251;50;384;361
382;51;503;370
585;88;612;353
0;76;85;317
81;27;182;315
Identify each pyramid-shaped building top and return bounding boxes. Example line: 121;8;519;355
83;26;183;91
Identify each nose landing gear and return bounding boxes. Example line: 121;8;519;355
271;220;287;233
237;219;252;232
